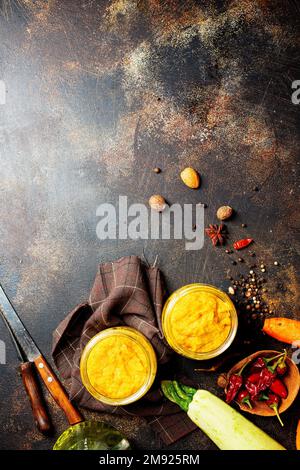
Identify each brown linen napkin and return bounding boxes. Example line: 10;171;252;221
52;255;197;445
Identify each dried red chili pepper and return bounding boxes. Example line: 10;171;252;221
256;367;277;391
250;353;284;375
245;379;259;399
270;378;288;399
237;389;252;409
255;353;286;393
226;362;248;403
233;238;253;250
226;375;243;403
250;357;265;372
266;393;284;427
264;352;286;364
247;372;260;384
249;352;285;375
244;352;287;399
276;350;288;376
276;362;287;376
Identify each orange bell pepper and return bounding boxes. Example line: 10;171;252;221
297;420;300;450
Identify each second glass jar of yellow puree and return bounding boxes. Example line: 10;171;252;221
162;284;238;360
80;327;157;405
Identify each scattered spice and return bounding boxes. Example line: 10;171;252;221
216;206;233;221
274;261;279;266
205;224;227;246
180;167;200;189
188;104;197;114
148;195;166;212
241;223;247;228
233;238;253;250
228;286;235;295
276;282;286;292
227;264;274;334
153;167;161;174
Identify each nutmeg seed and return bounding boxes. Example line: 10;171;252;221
217;373;228;389
180;167;200;189
149;194;166;212
216;205;233;221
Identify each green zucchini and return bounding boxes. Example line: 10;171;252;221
161;380;192;412
180;383;197;398
161;381;285;450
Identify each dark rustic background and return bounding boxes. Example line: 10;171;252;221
0;0;299;450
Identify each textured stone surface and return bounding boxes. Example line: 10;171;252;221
0;0;299;450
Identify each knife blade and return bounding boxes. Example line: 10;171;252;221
0;283;83;426
0;307;26;362
0;284;41;361
0;286;53;433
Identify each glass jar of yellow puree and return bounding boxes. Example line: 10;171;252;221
162;284;238;360
80;327;157;405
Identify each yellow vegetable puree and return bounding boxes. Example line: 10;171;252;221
170;291;232;352
86;335;148;399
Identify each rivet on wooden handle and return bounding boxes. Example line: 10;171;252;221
20;361;52;435
34;355;83;426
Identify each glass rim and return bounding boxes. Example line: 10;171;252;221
80;326;157;405
162;283;238;360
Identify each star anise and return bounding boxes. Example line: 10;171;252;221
205;224;227;246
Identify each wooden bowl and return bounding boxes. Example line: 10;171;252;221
218;350;300;416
